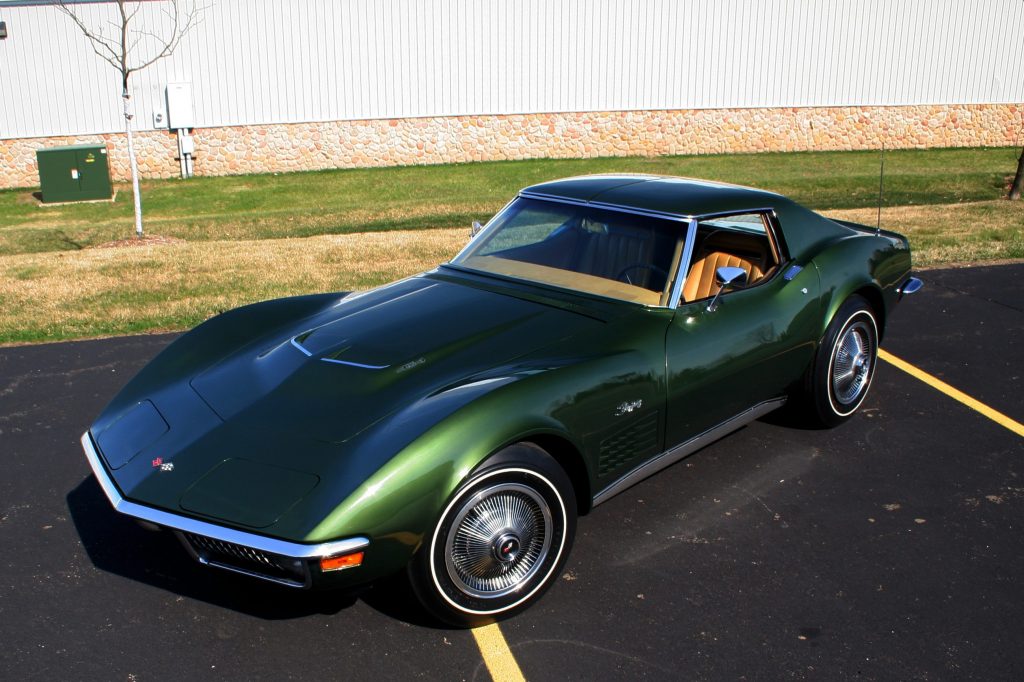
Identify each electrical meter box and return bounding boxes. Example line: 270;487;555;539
36;144;112;203
166;82;195;129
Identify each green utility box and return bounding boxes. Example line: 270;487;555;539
36;144;113;203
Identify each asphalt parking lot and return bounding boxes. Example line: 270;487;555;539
1;263;1021;681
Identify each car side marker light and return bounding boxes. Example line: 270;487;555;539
320;551;365;572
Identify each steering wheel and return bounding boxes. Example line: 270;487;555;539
616;263;669;287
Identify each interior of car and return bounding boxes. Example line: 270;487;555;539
679;214;780;304
460;200;781;307
477;209;678;295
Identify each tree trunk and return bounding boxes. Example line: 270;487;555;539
123;91;144;237
1010;146;1024;201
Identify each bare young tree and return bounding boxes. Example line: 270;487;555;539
58;0;202;237
1010;147;1024;201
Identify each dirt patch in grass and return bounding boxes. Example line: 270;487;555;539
90;235;185;249
825;200;1024;267
0;228;467;344
1;198;1021;344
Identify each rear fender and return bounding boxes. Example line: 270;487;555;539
812;233;911;342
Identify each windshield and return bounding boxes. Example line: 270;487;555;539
451;198;684;305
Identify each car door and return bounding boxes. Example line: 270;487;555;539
663;211;821;447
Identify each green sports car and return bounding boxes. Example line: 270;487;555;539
82;175;922;626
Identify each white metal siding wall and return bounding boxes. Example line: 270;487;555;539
1;0;1022;139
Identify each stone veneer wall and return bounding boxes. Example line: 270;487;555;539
1;104;1020;189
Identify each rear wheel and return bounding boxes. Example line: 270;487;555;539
408;443;576;627
805;295;879;427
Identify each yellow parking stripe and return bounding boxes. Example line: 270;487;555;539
464;351;1020;682
471;623;527;682
879;349;1024;437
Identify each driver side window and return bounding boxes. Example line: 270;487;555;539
679;212;781;304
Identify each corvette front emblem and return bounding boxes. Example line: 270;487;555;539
152;457;174;472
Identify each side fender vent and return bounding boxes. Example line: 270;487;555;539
598;412;659;477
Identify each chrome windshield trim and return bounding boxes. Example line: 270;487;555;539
80;432;369;560
450;194;696;310
667;218;698;307
451;196;518;261
451;194;781;311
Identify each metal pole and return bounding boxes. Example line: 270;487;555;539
178;129;187;179
124;89;144;238
875;143;885;236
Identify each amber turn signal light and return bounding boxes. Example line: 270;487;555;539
320;551;364;572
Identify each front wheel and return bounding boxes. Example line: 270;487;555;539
408;443;576;627
805;295;879;427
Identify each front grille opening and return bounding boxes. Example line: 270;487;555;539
182;532;308;587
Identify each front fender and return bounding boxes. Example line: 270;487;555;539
301;341;663;578
298;368;584;577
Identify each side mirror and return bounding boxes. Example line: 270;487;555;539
470;221;483;238
706;266;747;312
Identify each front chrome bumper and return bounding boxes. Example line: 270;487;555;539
80;431;369;588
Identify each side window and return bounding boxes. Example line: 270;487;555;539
679;212;781;304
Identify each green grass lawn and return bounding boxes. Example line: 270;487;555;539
0;147;1019;255
0;146;1021;344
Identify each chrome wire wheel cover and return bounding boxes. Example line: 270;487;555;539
444;483;553;600
831;319;874;406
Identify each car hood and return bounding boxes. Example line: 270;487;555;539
189;277;599;444
94;275;604;530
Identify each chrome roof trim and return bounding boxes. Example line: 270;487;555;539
518;192;779;223
518;190;696;223
80;432;369;560
515;190;588;206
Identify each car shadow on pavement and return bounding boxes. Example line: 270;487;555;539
66;475;366;620
67;474;452;628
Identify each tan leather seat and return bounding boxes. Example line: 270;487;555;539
575;227;656;288
681;251;764;303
